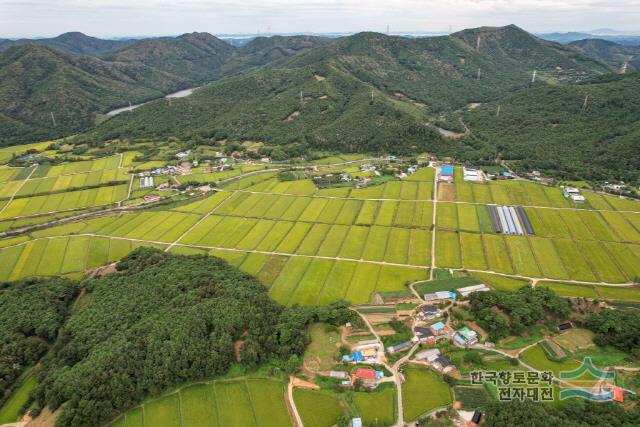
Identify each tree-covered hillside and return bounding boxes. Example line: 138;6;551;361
0;279;78;408
30;248;353;427
462;71;640;183
77;62;443;154
0;32;134;56
569;38;640;72
0;44;186;146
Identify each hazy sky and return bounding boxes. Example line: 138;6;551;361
2;0;640;38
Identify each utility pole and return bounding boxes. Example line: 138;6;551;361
496;105;501;117
128;101;133;113
371;89;374;101
531;69;537;83
300;91;303;104
50;112;57;127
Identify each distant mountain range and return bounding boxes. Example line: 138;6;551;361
0;32;135;56
537;32;640;46
2;25;639;182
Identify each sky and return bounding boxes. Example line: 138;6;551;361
1;0;640;38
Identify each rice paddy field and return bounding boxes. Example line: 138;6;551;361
108;378;292;427
401;366;452;421
1;146;640;306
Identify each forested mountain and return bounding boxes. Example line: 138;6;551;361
102;32;235;84
79;26;611;157
0;32;134;56
29;248;352;427
569;39;640;72
462;71;640;183
0;44;185;145
0;33;330;146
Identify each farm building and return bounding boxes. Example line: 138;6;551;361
416;304;440;320
329;371;348;379
457;327;479;346
424;291;456;302
487;205;534;235
457;284;490;298
352;368;384;387
438;165;455;183
570;194;586;202
463;168;482;182
350;418;363;427
143;195;161;202
414;327;436;344
557;322;573;332
430;321;446;334
342;351;365;363
433;355;455;373
415;348;440;362
388;341;413;354
139;176;154;189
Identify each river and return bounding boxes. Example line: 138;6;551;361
106;87;197;116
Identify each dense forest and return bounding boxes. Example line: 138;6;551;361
462;71;640;184
585;309;640;357
0;279;78;407
468;286;571;341
28;248;353;427
485;399;640;426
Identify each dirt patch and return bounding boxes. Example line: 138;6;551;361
438;183;457;202
291;376;319;390
88;263;117;278
467;103;481;109
314;74;326;81
234;340;244;362
285;111;301;122
27;408;58;427
318;95;329;100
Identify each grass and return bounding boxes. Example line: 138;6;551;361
351;387;396;426
0;370;37;423
294;388;344;427
519;344;581;377
304;323;341;371
402;366;451;421
453;386;492;411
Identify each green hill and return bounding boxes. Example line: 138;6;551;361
0;44;185;146
102;32;235;84
462;71;640;183
0;32;134;56
569;39;640;72
78;26;611;157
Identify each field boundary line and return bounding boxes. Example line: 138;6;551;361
0;166;37;216
164;192;234;252
430;166;438;279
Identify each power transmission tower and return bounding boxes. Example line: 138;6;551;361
581;95;589;112
300;91;304;104
477;68;481;80
128;101;133;113
476;36;481;51
386;25;389;35
496;105;501;117
50;112;57;126
371;89;374;102
531;70;537;83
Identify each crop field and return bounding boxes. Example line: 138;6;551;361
402;366;452;421
0;184;129;219
293;389;344;427
110;378;291;427
352;387;396;425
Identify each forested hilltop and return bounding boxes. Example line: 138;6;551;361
10;248;353;427
462;70;640;183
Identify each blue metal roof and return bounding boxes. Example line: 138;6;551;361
441;165;454;175
431;321;446;330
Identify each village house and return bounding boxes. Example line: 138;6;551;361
438;165;454;183
456;326;479;346
387;341;413;354
433;355;455;373
416;304;440;321
329;371;348;379
351;368;383;387
413;326;436;344
415;348;440;363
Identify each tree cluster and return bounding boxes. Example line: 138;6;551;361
585;309;640;357
29;248;353;427
0;278;78;407
468;286;571;341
